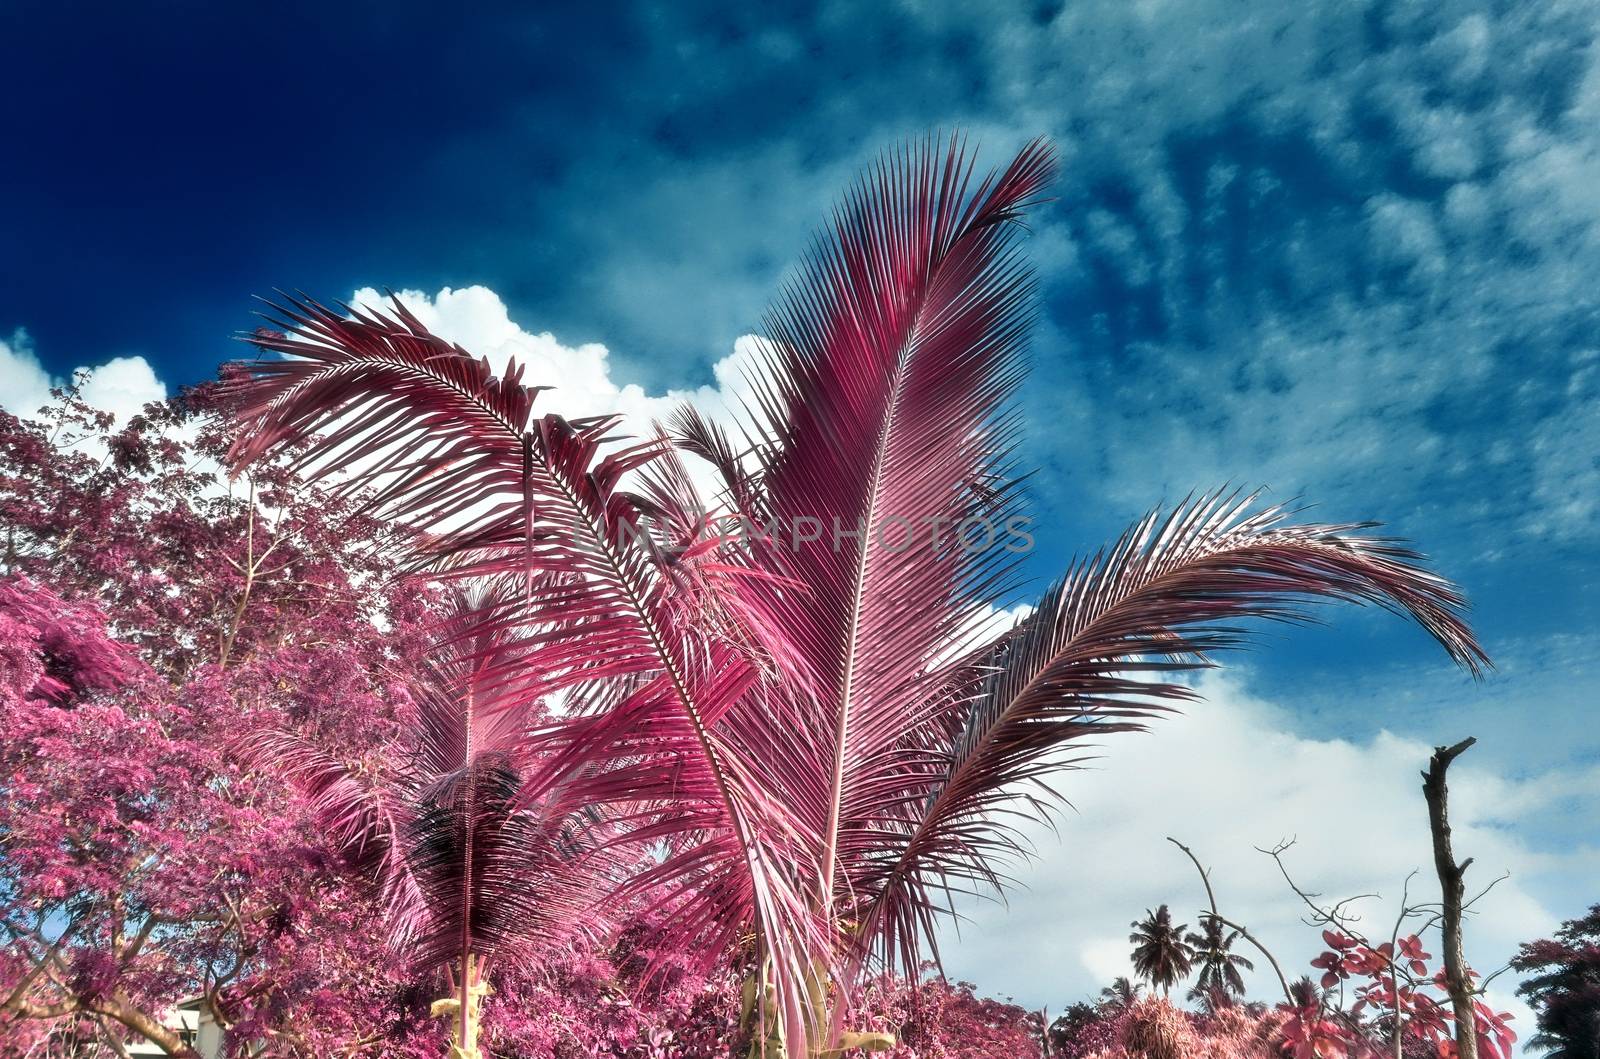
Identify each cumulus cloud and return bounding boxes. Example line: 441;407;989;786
347;285;767;503
0;330;54;418
352;284;762;429
0;329;167;425
77;357;169;424
936;670;1599;1037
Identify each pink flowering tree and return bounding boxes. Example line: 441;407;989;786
0;392;429;1055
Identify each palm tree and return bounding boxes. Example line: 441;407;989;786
248;589;608;1058
1288;976;1325;1009
1099;977;1144;1012
1186;916;1254;1003
1130;906;1194;995
223;136;1487;1056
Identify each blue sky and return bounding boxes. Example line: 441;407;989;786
4;0;1598;1034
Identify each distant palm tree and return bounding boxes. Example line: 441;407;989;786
1099;977;1144;1012
1191;981;1231;1016
1130;906;1194;996
1186;916;1254;1003
1288;976;1324;1009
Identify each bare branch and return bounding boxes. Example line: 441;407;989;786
1257;841;1380;945
1423;736;1479;1059
1167;837;1292;1005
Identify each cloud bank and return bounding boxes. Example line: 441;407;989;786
348;285;762;432
0;330;166;425
936;671;1599;1037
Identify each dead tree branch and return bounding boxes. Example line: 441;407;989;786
1166;837;1293;1005
1423;736;1478;1059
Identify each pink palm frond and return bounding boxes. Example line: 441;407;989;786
223;134;1493;1054
854;490;1488;973
730;135;1056;915
243;729;429;945
242;589;610;970
665;404;769;526
224;299;829;1051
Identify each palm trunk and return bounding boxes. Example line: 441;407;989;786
433;951;486;1059
456;951;480;1059
741;940;783;1059
456;696;479;1059
739;949;893;1059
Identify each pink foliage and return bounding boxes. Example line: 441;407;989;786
0;576;136;705
1062;979;1514;1059
0;385;1047;1057
1076;999;1280;1059
853;972;1043;1058
0;393;422;1052
1311;931;1516;1059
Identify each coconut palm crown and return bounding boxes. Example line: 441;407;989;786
1187;916;1255;1003
223;135;1488;1055
1131;905;1195;996
245;588;609;1058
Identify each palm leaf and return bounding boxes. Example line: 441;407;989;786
405;754;589;970
725;135;1056;915
857;489;1488;971
225;300;829;1051
240;730;428;945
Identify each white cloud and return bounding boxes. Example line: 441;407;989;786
0;329;166;425
76;357;168;424
349;285;761;425
0;330;54;419
1527;346;1600;538
1367;194;1449;277
935;671;1600;1049
348;285;766;504
873;0;1600;550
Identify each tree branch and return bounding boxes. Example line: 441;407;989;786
80;993;201;1059
1167;837;1292;1005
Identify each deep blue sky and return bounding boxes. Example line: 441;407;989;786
7;1;1596;739
6;1;1595;746
5;0;1598;1015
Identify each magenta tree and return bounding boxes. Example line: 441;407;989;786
1513;904;1600;1059
0;392;429;1055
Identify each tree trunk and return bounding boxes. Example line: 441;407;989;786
737;952;894;1059
456;951;482;1059
1422;737;1477;1059
5;990;202;1059
433;952;486;1059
